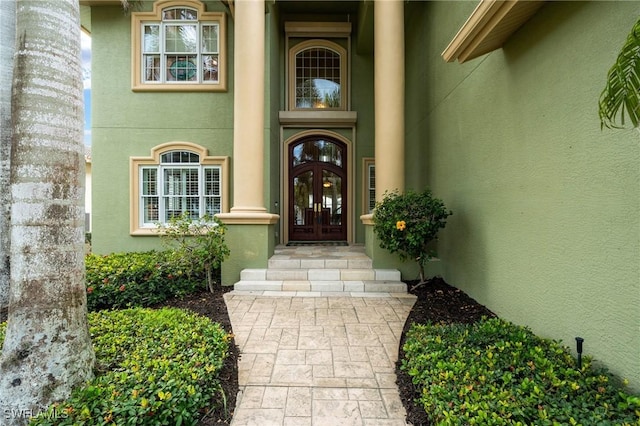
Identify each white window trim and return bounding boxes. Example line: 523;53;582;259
362;157;375;215
130;141;229;235
139;163;222;227
131;0;227;91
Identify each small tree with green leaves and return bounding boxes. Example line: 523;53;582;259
156;213;230;292
373;190;452;287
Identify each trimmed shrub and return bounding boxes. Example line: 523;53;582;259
402;317;640;425
85;251;203;311
156;213;230;292
23;308;231;425
373;190;452;284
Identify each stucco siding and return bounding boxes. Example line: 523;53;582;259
351;43;375;241
91;3;235;254
406;1;640;389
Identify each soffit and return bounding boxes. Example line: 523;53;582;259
79;0;235;12
277;0;360;15
79;0;122;5
442;0;545;64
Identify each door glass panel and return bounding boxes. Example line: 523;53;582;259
322;170;342;226
292;140;343;167
293;171;313;225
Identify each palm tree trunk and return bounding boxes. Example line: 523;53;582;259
0;0;15;309
0;0;95;421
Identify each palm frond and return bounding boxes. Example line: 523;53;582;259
599;16;640;129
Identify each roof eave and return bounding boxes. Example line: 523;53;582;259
442;0;545;64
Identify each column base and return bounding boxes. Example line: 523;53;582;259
217;210;279;225
218;212;280;285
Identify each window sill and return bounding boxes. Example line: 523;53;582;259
132;83;227;92
279;110;357;126
130;228;159;236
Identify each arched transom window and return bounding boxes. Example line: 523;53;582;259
290;40;347;110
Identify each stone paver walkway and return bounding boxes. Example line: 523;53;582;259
223;292;417;426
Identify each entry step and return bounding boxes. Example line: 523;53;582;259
268;257;373;270
234;280;407;293
233;245;408;294
241;268;401;282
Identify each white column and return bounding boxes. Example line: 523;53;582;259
374;0;405;200
230;0;266;214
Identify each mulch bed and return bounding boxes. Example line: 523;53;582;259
0;277;494;426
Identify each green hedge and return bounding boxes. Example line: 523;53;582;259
402;317;640;425
7;308;232;425
85;251;204;311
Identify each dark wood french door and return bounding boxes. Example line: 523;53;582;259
289;137;347;242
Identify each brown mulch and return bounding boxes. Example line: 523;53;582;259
0;277;494;426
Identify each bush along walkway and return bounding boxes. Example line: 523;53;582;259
223;292;417;425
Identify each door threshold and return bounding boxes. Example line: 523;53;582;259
286;241;349;247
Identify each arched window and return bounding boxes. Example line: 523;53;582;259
131;0;227;91
289;40;347;110
130;142;229;234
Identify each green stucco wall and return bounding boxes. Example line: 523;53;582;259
405;1;640;390
91;2;235;254
351;37;375;242
92;2;376;254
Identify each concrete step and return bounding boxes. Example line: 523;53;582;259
234;280;407;294
268;257;373;270
234;245;406;294
240;268;401;282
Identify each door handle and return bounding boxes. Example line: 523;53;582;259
314;203;321;224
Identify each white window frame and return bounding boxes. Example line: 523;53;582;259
285;22;352;111
362;158;375;214
139;162;222;227
132;0;227;92
290;40;346;110
130;142;229;235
